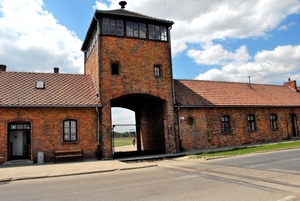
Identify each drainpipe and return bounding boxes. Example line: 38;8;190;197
177;106;183;152
168;26;176;105
96;106;100;146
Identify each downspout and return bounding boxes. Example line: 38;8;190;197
168;25;180;153
177;106;183;152
96;106;100;147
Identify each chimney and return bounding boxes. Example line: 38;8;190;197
0;64;7;72
54;67;59;73
284;78;298;91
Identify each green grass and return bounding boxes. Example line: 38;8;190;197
114;138;133;147
194;140;300;159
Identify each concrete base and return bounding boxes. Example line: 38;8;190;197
1;160;33;167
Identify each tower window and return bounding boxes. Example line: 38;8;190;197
102;18;124;36
126;21;146;38
111;63;119;75
154;65;161;77
149;24;167;41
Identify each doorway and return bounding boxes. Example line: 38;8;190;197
111;94;166;158
291;114;298;138
8;123;30;160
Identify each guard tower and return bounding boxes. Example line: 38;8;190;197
81;1;177;159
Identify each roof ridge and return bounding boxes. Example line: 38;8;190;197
175;79;284;87
0;71;86;76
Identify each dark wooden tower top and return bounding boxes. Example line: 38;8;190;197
81;1;174;52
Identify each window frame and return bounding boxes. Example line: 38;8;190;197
102;18;124;36
63;120;77;142
270;114;278;130
221;115;230;133
154;65;161;77
247;115;256;131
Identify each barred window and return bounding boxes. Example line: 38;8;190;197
63;120;77;141
221;116;230;133
247;115;255;131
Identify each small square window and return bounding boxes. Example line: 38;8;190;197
154;65;161;77
36;81;45;89
111;63;119;75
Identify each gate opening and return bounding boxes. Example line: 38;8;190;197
111;94;166;158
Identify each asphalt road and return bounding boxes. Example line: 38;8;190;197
0;149;299;201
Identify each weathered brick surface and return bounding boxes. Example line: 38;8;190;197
0;107;98;162
85;36;176;158
85;39;99;90
177;107;299;151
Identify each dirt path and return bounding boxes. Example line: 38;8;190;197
114;145;137;152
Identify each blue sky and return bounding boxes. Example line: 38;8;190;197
1;0;299;84
1;0;300;131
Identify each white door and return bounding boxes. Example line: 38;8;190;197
10;131;23;156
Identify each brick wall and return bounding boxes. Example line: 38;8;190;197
178;107;299;151
85;35;177;158
0;107;98;162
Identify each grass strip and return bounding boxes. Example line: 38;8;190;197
194;140;300;159
114;138;133;147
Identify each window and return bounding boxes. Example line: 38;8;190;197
63;120;77;141
149;24;167;41
102;18;124;36
187;116;194;125
139;23;146;38
111;63;119;75
270;114;278;130
154;65;161;77
126;21;146;38
221;116;230;133
36;81;45;89
247;115;255;131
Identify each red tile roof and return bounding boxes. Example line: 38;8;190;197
0;71;100;107
174;79;300;107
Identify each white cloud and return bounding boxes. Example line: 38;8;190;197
0;0;83;73
195;45;300;84
115;0;300;54
278;22;296;31
187;43;251;66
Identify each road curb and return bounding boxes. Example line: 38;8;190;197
0;164;157;182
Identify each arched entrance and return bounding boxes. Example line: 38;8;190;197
7;122;31;161
111;94;166;158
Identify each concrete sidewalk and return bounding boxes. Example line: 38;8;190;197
0;159;157;182
1;139;298;182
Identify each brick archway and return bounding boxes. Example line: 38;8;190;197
111;94;166;158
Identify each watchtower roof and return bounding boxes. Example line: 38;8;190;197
81;6;174;51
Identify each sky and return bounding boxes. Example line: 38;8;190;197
1;0;300;132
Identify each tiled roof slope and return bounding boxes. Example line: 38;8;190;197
0;71;100;107
174;79;300;107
